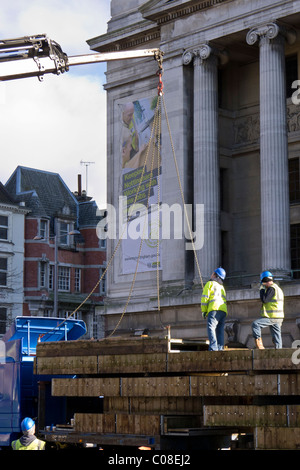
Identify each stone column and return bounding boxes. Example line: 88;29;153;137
247;23;291;278
183;45;220;282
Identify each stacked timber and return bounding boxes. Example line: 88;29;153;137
34;337;300;450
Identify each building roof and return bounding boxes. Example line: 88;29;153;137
5;166;103;229
6;166;78;219
0;181;16;205
78;200;102;228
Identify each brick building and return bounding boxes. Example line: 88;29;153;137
5;166;105;337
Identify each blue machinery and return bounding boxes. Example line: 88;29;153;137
0;316;86;447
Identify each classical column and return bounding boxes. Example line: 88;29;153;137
183;45;220;282
247;23;291;278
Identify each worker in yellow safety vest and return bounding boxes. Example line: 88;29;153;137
11;418;45;450
201;267;227;351
252;271;284;349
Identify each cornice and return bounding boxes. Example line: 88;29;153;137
0;203;29;215
140;0;232;25
88;22;160;52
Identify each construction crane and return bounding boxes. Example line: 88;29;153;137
0;34;163;81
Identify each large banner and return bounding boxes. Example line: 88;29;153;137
120;97;162;275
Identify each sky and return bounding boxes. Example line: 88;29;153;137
0;0;111;209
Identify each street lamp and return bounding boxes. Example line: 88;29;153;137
33;230;80;316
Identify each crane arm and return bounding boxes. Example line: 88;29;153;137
0;34;162;82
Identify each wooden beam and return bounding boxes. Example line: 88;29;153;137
204;405;300;427
255;426;300;450
167;350;253;373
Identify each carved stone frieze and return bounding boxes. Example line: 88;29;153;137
232;102;300;147
287;101;300;133
234;113;260;146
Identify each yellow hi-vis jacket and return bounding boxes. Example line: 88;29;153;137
201;280;227;318
260;282;284;319
11;438;45;450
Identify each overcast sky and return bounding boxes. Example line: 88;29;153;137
0;0;111;209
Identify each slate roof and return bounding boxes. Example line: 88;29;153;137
78;200;102;227
6;166;78;219
0;181;17;205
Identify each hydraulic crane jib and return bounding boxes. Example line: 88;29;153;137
0;33;163;82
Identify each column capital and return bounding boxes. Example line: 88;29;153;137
183;43;228;65
246;22;296;46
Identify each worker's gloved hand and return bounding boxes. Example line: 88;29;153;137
202;312;207;319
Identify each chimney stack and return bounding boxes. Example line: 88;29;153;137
78;174;82;196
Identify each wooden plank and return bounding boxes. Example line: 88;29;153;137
51;373;299;399
167;350;253;373
98;353;167;374
75;413;161;435
253;348;300;371
74;413;115;433
36;337;170;357
35;355;98;375
52;377;120;397
116;414;161;435
255;426;300;450
103;397;204;415
279;373;300;395
204;405;300;427
190;374;278;396
103;397;130;414
121;376;189;397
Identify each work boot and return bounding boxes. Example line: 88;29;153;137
255;337;265;349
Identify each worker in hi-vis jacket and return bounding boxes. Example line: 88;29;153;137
201;267;227;351
11;418;45;450
252;270;284;349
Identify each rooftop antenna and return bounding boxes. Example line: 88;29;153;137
80;160;95;194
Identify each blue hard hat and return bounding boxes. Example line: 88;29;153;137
21;418;35;432
260;270;273;282
214;267;226;280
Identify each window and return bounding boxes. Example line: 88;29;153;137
0;258;8;286
0;307;7;334
40;262;47;288
99;238;106;249
99;266;106;295
61;310;81;320
0;216;8;240
59;221;72;245
75;268;81;292
289;158;300;204
40;219;48;239
49;265;54;290
291;224;300;279
58;266;70;291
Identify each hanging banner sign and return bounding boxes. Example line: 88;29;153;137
119;96;162;274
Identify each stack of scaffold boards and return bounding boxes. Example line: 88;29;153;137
34;336;300;450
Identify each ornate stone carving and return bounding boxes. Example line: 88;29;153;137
183;44;217;65
182;50;195;65
246;22;280;45
234;113;260;145
287;102;300;133
246;22;296;46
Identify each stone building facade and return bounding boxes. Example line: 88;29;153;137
89;0;300;347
